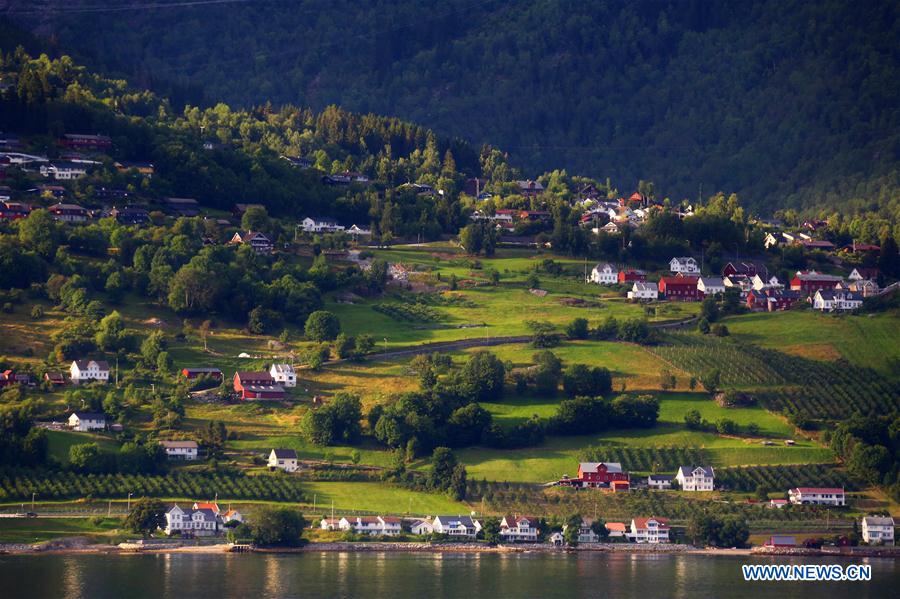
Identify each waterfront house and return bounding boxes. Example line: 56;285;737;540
788;487;845;506
320;518;342;531
70;359;110;384
410;518;434;535
68;411;107;432
500;515;540;543
163;505;219;537
268;448;299;472
675;466;715;491
432;516;480;539
159;440;199;461
605;522;627;538
630;517;670;544
862;516;894;545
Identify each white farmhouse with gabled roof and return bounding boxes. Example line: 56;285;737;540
432;515;480;539
675;466;715;491
268;448;299;472
159;440;199;460
627;281;658;301
269;363;296;387
788;487;845;506
589;263;617;285
669;257;699;274
697;277;725;296
861;516;894;545
70;360;110;384
68;411;107;432
630;517;669;543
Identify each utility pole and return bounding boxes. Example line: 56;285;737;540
313;494;317;513
127;492;133;512
31;492;35;512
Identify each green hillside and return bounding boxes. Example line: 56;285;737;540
4;0;899;214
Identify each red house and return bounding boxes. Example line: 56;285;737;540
0;201;31;221
60;133;112;151
618;269;647;284
181;367;223;381
658;274;700;301
790;271;843;295
233;371;285;400
575;462;629;488
746;289;803;312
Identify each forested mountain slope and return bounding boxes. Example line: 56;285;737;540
3;0;899;215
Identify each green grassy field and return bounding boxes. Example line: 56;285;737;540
46;430;120;464
724;310;900;376
0;517;124;544
300;482;470;516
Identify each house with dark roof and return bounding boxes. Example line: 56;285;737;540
432;515;480;538
70;360;110;384
647;474;674;489
228;230;273;253
812;289;863;312
268;448;299;472
675;466;715;491
68;411;107;432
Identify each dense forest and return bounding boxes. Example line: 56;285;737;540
2;0;899;217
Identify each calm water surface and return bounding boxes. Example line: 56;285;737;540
0;552;896;598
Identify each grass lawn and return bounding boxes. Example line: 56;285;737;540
46;430;120;464
724;310;900;376
0;517;125;544
299;482;470;516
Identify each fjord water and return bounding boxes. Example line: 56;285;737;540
0;552;896;598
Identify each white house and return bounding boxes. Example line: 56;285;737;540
669;257;699;274
574;517;601;543
812;289;863;312
862;516;894;545
40;161;87;180
347;224;372;238
339;516;402;536
163;505;219;536
788;487;845;506
320;518;342;531
410;518;434;535
675;466;715;491
627;281;658;301
630;517;670;544
589;263;618;285
697;277;725;296
159;440;199;460
500;515;540;543
301;216;344;233
752;274;782;290
268;448;299;472
269;363;297;387
70;360;110;384
647;474;674;489
68;411;107;432
605;522;627;538
432;515;480;539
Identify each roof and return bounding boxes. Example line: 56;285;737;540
271;448;298;459
605;522;627;532
235;371;275;382
632;282;657;291
791;487;845;494
182;367;222;374
793;271;843;282
677;465;714;477
160;440;198;449
435;515;476;527
593;263;615;271
305;215;339;225
863;516;895;526
380;516;401;524
660;275;699;285
632;517;669;529
699;277;725;287
270;363;295;375
579;462;623;474
817;289;863;301
670;256;696;262
71;411;106;420
73;360;110;370
193;502;220;512
164;197;199;205
648;474;674;481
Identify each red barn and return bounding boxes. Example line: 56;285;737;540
233;371;284;400
181;367;223;381
790;271;843;295
60;133;112;151
746;289;803;312
0;201;31;221
575;462;629;488
659;274;700;301
618;269;647;284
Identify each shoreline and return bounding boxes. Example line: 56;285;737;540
2;539;896;559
